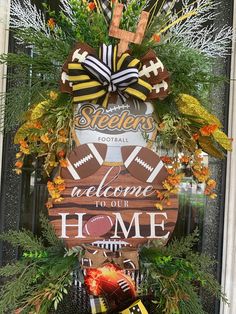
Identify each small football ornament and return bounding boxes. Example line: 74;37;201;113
61;143;107;180
121;146;168;185
84;264;136;306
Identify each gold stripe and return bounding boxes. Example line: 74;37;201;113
68;75;90;82
113;45;117;71
68;63;84;70
125;87;147;101
128;58;140;68
117;53;130;70
73;90;106;102
138;78;153;91
72;80;102;91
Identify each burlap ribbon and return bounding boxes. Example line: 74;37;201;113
81;245;139;270
61;43;170;106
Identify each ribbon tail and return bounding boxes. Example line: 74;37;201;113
125;78;152;102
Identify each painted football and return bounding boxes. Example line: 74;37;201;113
83;215;114;237
85;264;136;304
121;146;168;185
139;56;169;85
61;143;107;180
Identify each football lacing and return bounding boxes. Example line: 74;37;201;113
117;279;131;292
139;58;164;78
134;157;154;172
106;104;130;113
74;153;93;168
153;80;168;93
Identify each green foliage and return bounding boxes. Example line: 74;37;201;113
0;230;44;252
0;216;81;314
140;230;228;314
121;0;147;32
43;0;111;48
40;213;64;248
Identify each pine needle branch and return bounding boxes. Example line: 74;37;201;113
39;213;64;249
0;230;44;252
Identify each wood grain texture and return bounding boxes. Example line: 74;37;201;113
49;165;178;248
109;3;149;55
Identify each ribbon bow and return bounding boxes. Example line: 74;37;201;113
61;43;170;106
81;245;139;270
67;44;152;108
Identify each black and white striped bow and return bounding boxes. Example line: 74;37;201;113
82;44;139;97
68;44;152;107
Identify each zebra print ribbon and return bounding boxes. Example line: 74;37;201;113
68;44;152;108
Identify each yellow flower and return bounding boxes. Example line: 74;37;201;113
209;193;217;199
155;203;163;210
16;152;22;158
14;169;22;175
50;191;61;199
49;91;58;100
58;136;67;143
54;197;64;203
207;179;216;189
20;147;30;155
47;18;56;30
40;133;51;144
49;161;58;167
54;176;64;185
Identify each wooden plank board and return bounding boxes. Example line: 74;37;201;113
49;165;178;248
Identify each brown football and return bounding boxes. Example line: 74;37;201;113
83;215;115;237
121;146;168;186
61;143;107;180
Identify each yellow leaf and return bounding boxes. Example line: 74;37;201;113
212;129;232;151
176;94;222;127
31;101;48;120
14;122;31;144
198;136;225;159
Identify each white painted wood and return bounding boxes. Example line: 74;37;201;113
220;2;236;313
0;0;10;188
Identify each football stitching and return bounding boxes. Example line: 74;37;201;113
117;279;131;292
134;157;154;172
106;104;130;113
153;80;168;93
139;58;164;78
73;153;93;168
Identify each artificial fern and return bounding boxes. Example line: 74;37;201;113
140;230;228;314
0;230;44;252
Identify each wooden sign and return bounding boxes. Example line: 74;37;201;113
73;99;157;163
49;163;178;249
109;3;149;55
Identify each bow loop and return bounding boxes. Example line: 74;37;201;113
81;245;139;270
67;44;152;107
61;43;170;105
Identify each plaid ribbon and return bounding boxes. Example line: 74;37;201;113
94;0;112;24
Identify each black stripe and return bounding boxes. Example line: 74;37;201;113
73;85;105;97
